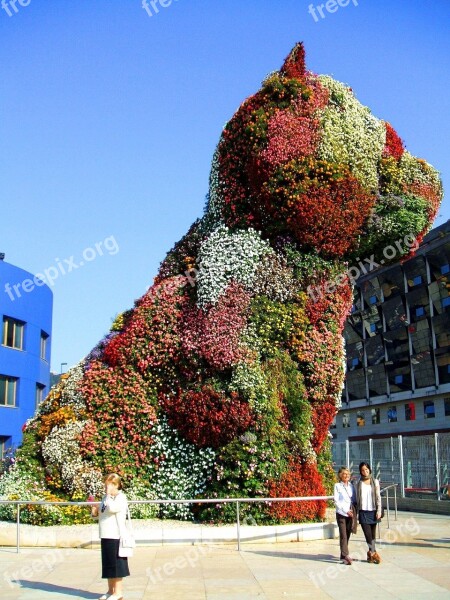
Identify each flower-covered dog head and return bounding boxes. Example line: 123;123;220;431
207;43;442;260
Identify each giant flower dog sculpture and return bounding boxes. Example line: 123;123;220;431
0;43;442;525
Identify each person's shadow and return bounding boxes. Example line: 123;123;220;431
12;580;99;598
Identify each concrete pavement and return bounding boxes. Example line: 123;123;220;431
1;512;449;599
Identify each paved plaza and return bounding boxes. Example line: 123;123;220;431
1;512;449;600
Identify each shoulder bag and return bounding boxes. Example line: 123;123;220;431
116;503;136;558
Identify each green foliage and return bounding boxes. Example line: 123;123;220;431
356;194;429;262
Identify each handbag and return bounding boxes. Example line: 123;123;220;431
350;503;358;534
377;506;385;521
116;504;136;558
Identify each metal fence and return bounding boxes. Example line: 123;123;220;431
0;496;332;553
332;432;450;499
0;492;400;554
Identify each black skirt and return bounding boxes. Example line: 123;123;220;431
101;539;130;579
358;509;377;525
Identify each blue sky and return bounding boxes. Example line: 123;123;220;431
1;0;449;371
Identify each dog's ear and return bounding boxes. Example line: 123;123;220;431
280;42;306;80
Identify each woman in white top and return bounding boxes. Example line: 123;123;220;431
333;467;356;565
91;473;130;600
356;462;382;564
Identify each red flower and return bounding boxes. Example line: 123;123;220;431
268;461;327;522
383;122;404;161
160;386;254;449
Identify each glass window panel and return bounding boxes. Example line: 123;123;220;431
384;327;409;362
445;399;450;417
388;365;411;393
429;280;450;315
346;341;364;371
361;277;383;307
365;335;385;366
406;287;430;322
379;267;404;299
2;317;24;350
409;320;432;354
40;332;48;361
367;364;387;397
382;296;407;330
405;402;416;421
362;305;383;337
433;314;450;348
357;411;365;427
404;256;427;289
423;401;435;419
0;376;17;407
35;384;45;409
437;354;450;384
427;244;450;282
344;313;364;344
412;352;435;388
387;406;397;422
371;408;380;424
347;370;366;401
342;413;350;428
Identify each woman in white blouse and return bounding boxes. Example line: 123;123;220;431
333;467;356;565
356;462;382;564
91;473;130;600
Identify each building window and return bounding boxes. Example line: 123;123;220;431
2;317;24;350
371;408;380;424
445;399;450;417
413;275;423;286
415;307;425;318
394;375;403;385
424;400;435;419
387;406;397;422
441;264;450;275
35;384;45;409
0;437;13;469
342;413;350;428
357;411;365;427
405;402;416;421
40;332;49;361
0;376;18;407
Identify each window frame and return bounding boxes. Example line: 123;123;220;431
2;316;25;351
0;375;18;407
35;383;46;409
40;331;49;361
423;400;435;419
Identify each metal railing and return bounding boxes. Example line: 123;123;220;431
379;483;399;529
0;495;334;553
0;488;399;554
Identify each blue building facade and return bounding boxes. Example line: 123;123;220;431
0;257;53;455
